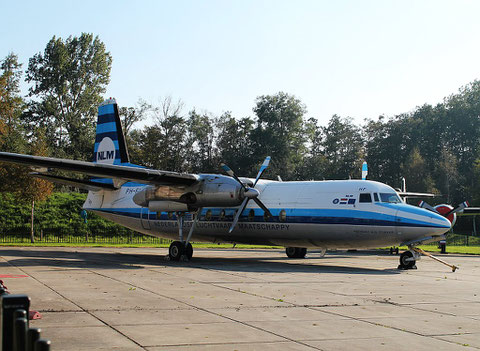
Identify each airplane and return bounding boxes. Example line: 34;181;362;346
0;99;470;271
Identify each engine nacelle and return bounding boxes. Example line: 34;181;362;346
181;175;243;207
133;185;185;207
132;175;244;209
148;201;189;212
434;204;457;227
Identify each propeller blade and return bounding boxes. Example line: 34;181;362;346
445;201;469;217
253;156;271;186
418;200;439;213
229;198;249;233
221;163;247;190
220;163;234;177
252;197;273;218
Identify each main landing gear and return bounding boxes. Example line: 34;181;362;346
285;247;307;258
169;209;202;262
169;241;193;261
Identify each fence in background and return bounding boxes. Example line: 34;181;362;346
0;226;479;246
0;226;171;245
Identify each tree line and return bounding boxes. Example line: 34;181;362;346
1;32;480;216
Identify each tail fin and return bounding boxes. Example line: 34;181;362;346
93;98;130;165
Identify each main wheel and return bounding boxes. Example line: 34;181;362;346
285;247;307;258
169;241;185;261
398;251;416;269
185;242;193;260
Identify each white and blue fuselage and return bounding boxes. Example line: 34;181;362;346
84;179;451;249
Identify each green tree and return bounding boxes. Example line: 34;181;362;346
186;110;217;173
401;147;437;194
24;33;112;160
297;117;328;180
118;99;150;136
216;112;255;175
0;53;25;153
322;115;363;179
0;53;30;194
134;97;188;171
251;92;307;180
16;130;54;242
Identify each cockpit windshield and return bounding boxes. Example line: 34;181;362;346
379;193;402;203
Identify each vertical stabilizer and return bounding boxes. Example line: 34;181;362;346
93;98;130;165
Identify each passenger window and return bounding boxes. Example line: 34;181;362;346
359;193;372;203
248;209;255;221
373;193;379;202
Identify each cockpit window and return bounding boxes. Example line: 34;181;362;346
359;193;372;203
373;193;379;202
379;193;401;203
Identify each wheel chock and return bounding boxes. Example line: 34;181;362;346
29;310;42;320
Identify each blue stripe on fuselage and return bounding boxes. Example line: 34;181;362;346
90;207;447;228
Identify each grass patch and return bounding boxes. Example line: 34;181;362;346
397;245;480;255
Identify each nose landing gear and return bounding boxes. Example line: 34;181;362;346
398;250;418;270
398;247;458;272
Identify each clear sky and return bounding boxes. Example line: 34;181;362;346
2;0;480;126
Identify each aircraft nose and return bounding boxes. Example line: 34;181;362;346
430;212;452;234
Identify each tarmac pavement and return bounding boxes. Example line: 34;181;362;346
0;246;479;350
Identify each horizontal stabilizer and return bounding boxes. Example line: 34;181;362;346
31;173;117;191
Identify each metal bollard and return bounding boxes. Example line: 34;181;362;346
1;294;30;351
26;328;41;351
14;309;27;323
13;316;27;351
34;339;50;351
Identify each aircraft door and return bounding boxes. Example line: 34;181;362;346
141;207;151;230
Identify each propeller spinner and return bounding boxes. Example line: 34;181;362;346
221;156;273;233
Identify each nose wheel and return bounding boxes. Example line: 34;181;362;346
398;250;417;270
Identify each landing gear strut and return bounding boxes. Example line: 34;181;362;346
169;209;202;262
285;247;307;258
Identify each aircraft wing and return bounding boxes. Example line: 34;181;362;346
398;191;435;198
0;152;199;188
457;207;480;216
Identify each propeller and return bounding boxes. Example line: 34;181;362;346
221;156;273;233
418;200;470;226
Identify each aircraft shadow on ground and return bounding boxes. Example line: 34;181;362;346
0;248;401;275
